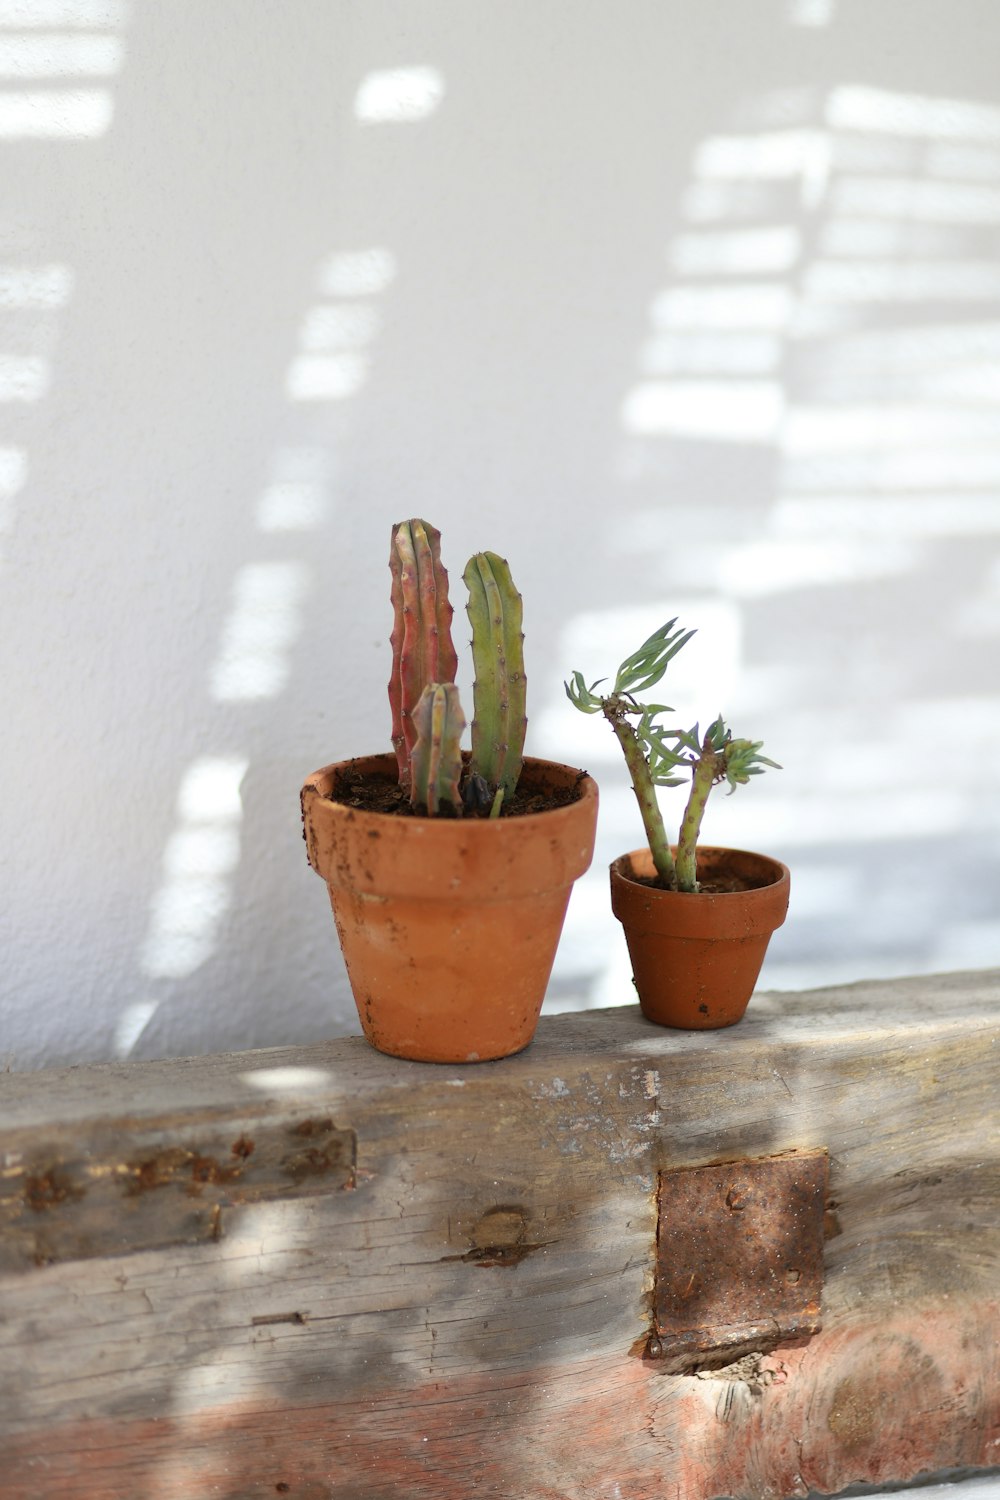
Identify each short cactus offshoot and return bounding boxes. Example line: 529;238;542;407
408;683;466;816
566;619;779;891
388;520;528;818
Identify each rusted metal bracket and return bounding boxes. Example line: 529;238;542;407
650;1148;828;1372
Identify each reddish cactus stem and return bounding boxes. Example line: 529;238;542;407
388;520;458;783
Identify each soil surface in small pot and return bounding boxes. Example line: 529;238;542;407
328;762;589;818
631;870;773;896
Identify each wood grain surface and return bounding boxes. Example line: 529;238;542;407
1;969;998;1499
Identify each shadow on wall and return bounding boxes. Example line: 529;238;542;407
0;0;127;569
0;2;453;1066
542;62;1000;1009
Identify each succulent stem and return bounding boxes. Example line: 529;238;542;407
408;682;465;816
604;700;676;887
464;551;526;804
389;520;459;784
675;740;723;892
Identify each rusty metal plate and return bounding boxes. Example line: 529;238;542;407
653;1149;828;1371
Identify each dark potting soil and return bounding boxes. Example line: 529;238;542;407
631;871;772;895
328;763;588;819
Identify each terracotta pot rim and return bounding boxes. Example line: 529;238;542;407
303;752;597;831
610;846;789;942
611;845;789;897
302;752;599;897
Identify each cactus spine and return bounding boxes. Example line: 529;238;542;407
408;683;466;815
464;551;526;808
388;519;459;784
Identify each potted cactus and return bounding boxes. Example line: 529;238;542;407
566;619;788;1030
301;519;598;1064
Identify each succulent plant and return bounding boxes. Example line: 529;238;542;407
566;619;778;891
388;519;459;784
408;682;466;816
388;520;528;817
465;551;526;813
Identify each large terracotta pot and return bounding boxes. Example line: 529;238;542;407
301;755;598;1063
610;845;789;1030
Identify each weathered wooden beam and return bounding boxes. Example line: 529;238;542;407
1;970;998;1500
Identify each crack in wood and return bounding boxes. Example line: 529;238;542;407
438;1240;555;1268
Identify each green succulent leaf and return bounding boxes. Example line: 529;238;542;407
705;714;731;752
613;619;696;695
721;737;781;793
675;724;702;754
564;672;605;714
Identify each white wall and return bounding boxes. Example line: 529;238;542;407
3;0;1000;1071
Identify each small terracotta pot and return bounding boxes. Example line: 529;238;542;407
301;755;598;1063
610;846;789;1030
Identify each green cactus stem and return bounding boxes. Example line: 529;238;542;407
389;519;459;784
408;682;466;816
464;551;526;804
